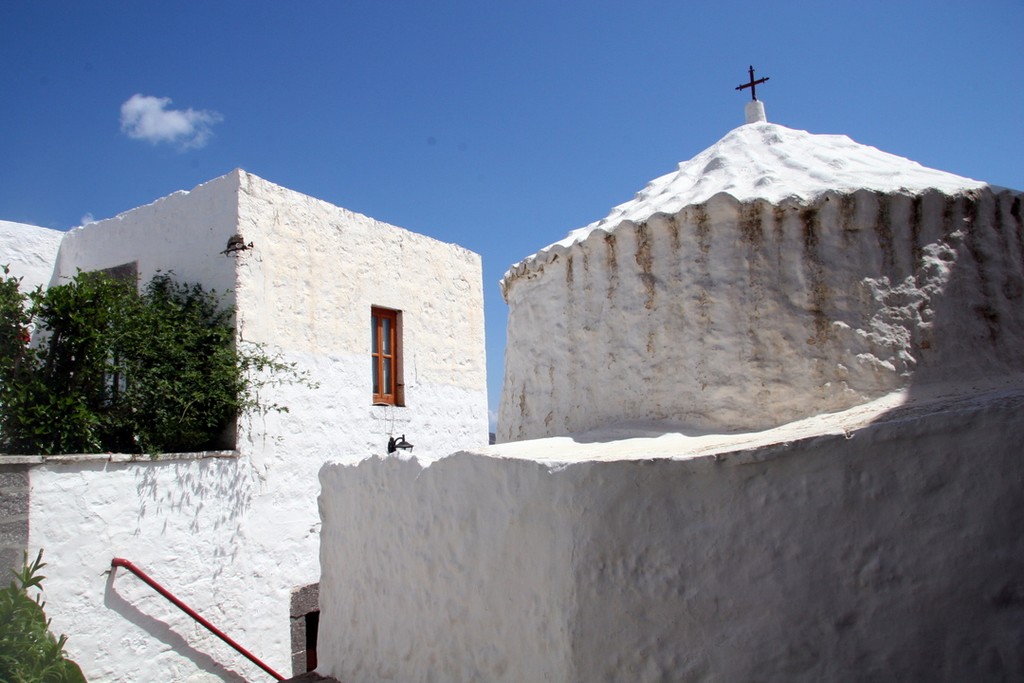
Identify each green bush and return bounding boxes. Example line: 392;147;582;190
0;268;306;455
0;551;86;683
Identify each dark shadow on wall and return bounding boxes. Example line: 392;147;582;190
567;405;1024;682
103;569;248;682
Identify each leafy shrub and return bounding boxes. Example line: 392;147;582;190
108;274;245;453
0;270;135;454
0;269;306;455
0;550;86;683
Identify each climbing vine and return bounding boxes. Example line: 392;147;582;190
0;268;308;455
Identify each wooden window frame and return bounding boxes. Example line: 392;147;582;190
371;307;402;405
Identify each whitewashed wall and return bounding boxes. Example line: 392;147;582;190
234;170;488;468
318;385;1024;683
52;174;240;300
0;219;65;291
499;188;1024;441
20;170;488;681
27;454;268;682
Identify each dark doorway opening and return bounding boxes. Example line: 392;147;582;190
305;610;319;671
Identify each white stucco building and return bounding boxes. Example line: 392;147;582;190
314;106;1024;682
497;117;1024;441
0;170;488;681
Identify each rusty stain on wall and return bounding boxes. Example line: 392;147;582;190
873;192;896;275
635;224;656;310
800;206;832;348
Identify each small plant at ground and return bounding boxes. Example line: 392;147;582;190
0;550;86;682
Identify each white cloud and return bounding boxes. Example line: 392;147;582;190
119;94;223;149
80;213;95;225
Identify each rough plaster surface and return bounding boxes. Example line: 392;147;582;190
235;172;486;394
233;171;488;467
0;219;65;291
11;170;488;682
319;386;1024;682
499;186;1024;441
29;456;270;682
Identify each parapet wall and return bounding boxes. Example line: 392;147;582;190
8;451;299;682
499;188;1024;440
318;386;1024;682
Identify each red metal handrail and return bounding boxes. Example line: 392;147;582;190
110;557;284;681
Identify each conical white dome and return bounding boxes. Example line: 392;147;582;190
498;119;1023;442
554;122;990;253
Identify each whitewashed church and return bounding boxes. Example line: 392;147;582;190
315;98;1024;682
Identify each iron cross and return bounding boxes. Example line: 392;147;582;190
736;65;769;101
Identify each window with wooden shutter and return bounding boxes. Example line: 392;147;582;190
371;307;401;405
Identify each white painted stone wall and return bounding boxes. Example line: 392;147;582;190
499;188;1024;441
52;174;240;300
0;219;65;291
16;170;488;681
27;453;266;682
318;384;1024;682
233;170;488;468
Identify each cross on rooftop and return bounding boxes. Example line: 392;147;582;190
735;65;769;101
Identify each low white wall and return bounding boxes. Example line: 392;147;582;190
318;387;1024;682
26;454;290;682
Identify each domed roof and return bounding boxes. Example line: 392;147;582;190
504;121;996;291
498;117;1023;440
557;121;989;251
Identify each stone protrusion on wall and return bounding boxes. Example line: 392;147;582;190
290;583;320;676
498;187;1024;441
0;464;30;575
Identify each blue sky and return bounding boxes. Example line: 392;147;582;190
2;1;1022;424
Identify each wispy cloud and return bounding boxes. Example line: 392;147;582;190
119;94;223;149
80;213;95;225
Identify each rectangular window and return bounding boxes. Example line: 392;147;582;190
99;262;138;406
371;307;401;405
